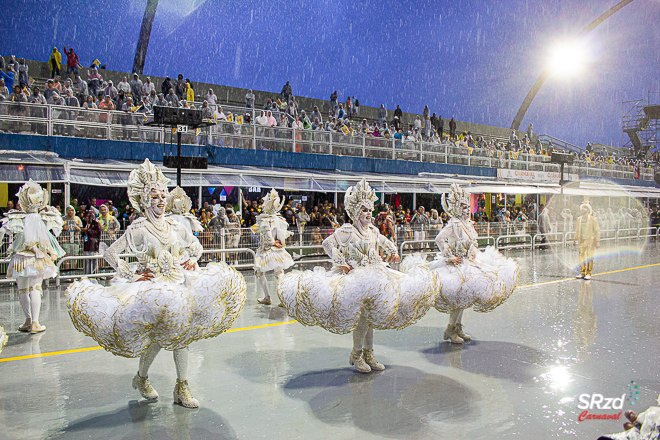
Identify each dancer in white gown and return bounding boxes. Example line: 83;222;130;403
166;186;203;235
65;159;247;408
403;183;520;343
277;179;438;373
255;189;294;305
0;326;6;353
0;180;65;333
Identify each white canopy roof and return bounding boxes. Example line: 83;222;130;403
1;150;658;199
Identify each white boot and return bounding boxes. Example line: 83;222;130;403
444;324;465;344
132;372;159;400
362;349;385;371
173;380;199;408
349;349;371;373
455;323;471;342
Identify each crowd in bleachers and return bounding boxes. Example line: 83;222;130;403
0;50;657;175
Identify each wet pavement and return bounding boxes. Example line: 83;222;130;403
1;241;659;439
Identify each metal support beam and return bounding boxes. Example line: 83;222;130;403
132;0;159;75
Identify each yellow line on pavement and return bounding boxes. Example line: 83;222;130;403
0;345;102;363
225;320;298;333
591;262;660;277
0;320;299;364
2;262;659;364
515;262;660;290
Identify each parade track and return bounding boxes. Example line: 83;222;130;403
1;243;659;439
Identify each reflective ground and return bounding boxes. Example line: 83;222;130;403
1;242;659;439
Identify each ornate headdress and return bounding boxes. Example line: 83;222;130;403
17;179;48;213
580;203;593;216
441;183;470;218
262;188;285;215
345;178;378;221
165;186;192;215
127;159;170;212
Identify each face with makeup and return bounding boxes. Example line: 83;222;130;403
148;188;168;217
356;205;373;229
461;205;470;220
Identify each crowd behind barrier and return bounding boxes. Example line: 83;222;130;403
2;216;655;284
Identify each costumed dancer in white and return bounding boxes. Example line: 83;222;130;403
277;179;438;373
0;326;6;353
65;159;247;408
0;180;65;333
402;183;520;344
255;189;294;305
166;186;203;235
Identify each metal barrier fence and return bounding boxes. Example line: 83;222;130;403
1;221;658;285
496;234;533;250
532;232;566;248
0;101;654;181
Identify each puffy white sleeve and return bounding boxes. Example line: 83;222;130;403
374;226;397;256
322;226;351;269
41;206;64;237
175;222;203;263
434;224;454;257
104;230;133;279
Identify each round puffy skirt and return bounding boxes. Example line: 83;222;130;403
254;247;294;273
65;262;247;357
277;263;438;334
403;247;519;313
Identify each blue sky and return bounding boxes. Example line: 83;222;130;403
1;0;658;148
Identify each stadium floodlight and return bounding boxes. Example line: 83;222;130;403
547;39;589;78
510;0;635;130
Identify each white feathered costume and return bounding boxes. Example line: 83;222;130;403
65;160;246;358
402;183;519;343
277;179;438;372
0;180;65;333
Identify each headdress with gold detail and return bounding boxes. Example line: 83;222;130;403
127;159;170;212
441;183;470;218
17;179;48;214
262;188;285;215
166;186;192;215
344;178;377;221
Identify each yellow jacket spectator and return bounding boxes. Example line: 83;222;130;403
185;83;194;102
48;47;62;78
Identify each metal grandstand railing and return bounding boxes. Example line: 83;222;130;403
0;101;654;181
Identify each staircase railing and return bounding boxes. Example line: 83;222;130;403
537;134;584;154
